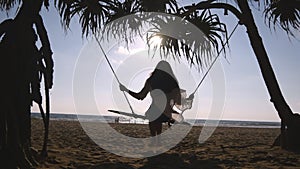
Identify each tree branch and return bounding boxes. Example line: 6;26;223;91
182;2;243;23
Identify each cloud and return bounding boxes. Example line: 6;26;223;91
115;46;145;56
110;58;124;65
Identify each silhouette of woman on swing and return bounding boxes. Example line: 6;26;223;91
120;60;182;140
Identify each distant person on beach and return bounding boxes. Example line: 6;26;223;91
119;60;183;145
115;117;120;123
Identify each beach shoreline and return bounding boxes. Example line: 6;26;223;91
31;119;300;168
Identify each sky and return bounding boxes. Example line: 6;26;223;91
1;1;299;122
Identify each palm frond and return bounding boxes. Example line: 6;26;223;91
54;0;227;70
106;0;140;23
188;10;227;54
0;0;50;11
55;0;113;37
102;0;146;45
103;13;146;45
264;0;300;36
138;0;178;13
102;0;180;45
0;0;20;11
147;10;227;70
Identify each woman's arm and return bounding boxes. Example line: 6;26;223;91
173;93;194;112
173;88;182;105
120;80;151;100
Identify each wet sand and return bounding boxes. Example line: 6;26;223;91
31;119;300;169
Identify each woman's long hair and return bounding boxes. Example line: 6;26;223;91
148;61;181;103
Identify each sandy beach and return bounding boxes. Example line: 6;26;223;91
31;119;300;169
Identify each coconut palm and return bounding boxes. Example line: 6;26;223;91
0;0;54;168
177;0;300;151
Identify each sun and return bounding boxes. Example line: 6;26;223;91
149;35;162;46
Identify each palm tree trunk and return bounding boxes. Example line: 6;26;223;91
237;0;299;151
0;0;46;167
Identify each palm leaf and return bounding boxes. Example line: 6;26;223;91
102;0;180;44
55;0;113;37
0;0;20;11
102;0;145;44
54;0;227;70
147;10;227;70
138;0;178;13
0;0;51;11
264;0;300;36
106;0;140;23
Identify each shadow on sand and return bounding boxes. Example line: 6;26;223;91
140;153;223;169
77;162;135;169
76;153;224;169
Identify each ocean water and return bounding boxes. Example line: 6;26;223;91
186;119;280;128
31;112;281;128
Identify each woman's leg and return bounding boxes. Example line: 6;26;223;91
149;122;157;136
156;123;162;135
156;123;162;146
149;122;163;146
148;122;156;146
149;121;163;136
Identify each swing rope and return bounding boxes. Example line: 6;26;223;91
94;36;136;115
179;22;239;116
191;22;239;96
